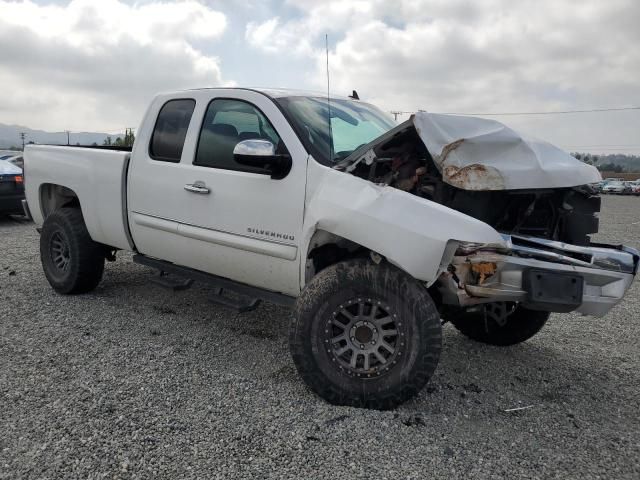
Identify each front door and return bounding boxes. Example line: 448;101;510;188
127;89;308;296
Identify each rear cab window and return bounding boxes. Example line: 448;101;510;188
149;99;196;162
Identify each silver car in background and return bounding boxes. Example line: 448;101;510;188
601;181;628;194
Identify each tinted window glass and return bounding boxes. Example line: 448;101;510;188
149;99;196;162
194;99;283;173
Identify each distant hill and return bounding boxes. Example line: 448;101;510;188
0;123;124;148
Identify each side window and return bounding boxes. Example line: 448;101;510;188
149;99;196;162
194;98;284;173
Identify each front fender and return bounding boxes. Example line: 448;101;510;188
301;166;505;286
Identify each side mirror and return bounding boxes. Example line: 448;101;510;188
233;139;292;180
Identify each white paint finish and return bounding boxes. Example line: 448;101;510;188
126;89;307;293
300;160;506;287
24;145;132;250
131;212;177;234
178;223;298;261
133;211;297;261
131;222;298;295
412;112;602;190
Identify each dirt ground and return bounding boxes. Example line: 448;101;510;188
1;195;638;479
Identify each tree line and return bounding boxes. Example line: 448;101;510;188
101;128;135;147
572;152;640;173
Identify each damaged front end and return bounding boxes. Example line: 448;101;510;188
438;236;639;317
336;110;637;317
338;113;604;246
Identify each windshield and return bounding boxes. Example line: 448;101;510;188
275;96;396;165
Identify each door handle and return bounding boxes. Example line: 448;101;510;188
184;181;210;194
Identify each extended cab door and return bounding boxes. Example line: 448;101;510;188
127;89;308;296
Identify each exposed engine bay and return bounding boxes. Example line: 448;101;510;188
339;124;600;246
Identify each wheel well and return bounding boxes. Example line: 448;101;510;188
40;184;80;219
305;230;369;283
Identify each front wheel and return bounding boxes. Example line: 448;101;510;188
448;303;550;346
289;258;442;410
40;208;105;294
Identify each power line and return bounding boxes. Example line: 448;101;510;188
562;143;640;148
392;106;640;117
442;106;640;116
564;147;640;151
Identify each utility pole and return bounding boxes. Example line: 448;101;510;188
390;111;403;121
19;132;26;150
124;127;136;147
65;130;70;146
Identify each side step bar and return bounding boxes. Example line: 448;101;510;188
133;254;295;308
150;270;194;291
209;287;262;313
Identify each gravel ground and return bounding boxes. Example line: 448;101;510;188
1;195;639;479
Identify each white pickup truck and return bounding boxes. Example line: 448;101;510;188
23;88;638;409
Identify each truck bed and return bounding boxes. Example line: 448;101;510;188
24;145;133;251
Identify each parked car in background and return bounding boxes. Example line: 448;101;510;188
2;154;24;169
593;180;607;192
631;183;640;196
601;181;628;194
623;181;636;194
0;158;24;215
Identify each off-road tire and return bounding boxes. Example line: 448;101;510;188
40;208;105;294
449;305;549;346
290;258;442;410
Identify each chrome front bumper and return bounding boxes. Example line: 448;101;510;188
438;235;639;317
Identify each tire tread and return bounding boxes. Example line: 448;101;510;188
40;208;104;294
449;306;549;346
289;258;442;410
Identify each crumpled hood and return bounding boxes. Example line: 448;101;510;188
412;112;601;191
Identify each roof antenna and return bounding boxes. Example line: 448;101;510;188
325;33;334;162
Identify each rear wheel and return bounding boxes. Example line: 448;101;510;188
290;258;442;410
448;302;549;346
40;208;105;294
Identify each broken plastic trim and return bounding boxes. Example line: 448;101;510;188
437;237;637;317
455;238;512;256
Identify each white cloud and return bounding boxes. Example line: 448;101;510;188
247;0;640;154
0;0;229;131
2;0;639;154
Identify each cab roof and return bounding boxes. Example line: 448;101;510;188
184;86;353;101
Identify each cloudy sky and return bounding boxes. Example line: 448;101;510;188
1;0;639;154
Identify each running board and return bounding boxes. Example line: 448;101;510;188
149;271;194;291
209;287;261;313
133;254;295;308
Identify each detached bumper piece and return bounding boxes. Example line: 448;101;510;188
439;235;639;317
